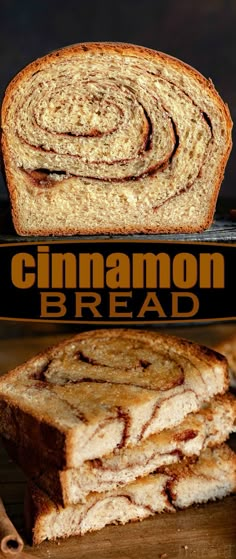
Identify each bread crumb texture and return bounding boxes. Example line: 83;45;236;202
1;43;232;235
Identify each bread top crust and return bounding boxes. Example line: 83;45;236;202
1;42;232;236
1;42;232;127
0;329;229;434
0;328;228;381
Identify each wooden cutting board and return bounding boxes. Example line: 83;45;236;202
0;324;236;559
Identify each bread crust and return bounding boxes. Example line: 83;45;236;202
26;443;236;544
4;392;235;506
0;329;229;470
1;42;233;236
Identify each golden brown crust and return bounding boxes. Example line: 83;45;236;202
0;328;229;380
1;42;232;120
1;42;232;236
27;444;236;544
0;329;229;473
4;392;235;506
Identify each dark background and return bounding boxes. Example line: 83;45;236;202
0;0;235;202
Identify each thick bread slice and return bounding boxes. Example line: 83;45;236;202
4;393;236;505
1;42;232;235
0;330;229;468
26;445;236;544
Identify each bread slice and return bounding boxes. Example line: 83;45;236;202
0;330;229;469
25;444;236;544
214;333;236;388
1;42;232;235
3;393;235;505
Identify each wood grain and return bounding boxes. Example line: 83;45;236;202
0;324;236;559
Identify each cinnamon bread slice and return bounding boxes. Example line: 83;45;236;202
3;393;235;505
25;445;236;544
0;330;229;469
1;43;232;235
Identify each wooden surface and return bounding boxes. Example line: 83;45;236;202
0;323;236;559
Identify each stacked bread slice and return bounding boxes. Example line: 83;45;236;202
0;329;235;544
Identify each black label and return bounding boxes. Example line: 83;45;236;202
0;240;235;324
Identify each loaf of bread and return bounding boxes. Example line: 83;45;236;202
3;393;235;505
0;329;229;470
25;444;236;544
1;43;232;235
